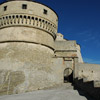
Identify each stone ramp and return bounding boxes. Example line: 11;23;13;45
0;83;88;100
45;83;74;90
0;90;87;100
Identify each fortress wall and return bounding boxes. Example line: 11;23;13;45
0;13;57;39
0;42;64;95
54;41;83;63
64;59;73;77
76;45;83;63
76;63;100;81
0;27;54;49
74;63;100;100
74;77;100;100
54;41;78;58
55;41;77;51
56;33;64;41
0;0;59;95
55;52;77;58
52;57;74;84
52;58;66;84
0;1;58;26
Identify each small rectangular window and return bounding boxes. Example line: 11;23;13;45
4;6;7;11
22;4;27;9
43;9;48;15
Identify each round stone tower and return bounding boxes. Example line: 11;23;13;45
0;0;58;95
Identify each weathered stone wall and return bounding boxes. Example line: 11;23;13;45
54;35;83;79
0;0;60;95
0;42;64;95
76;45;83;63
0;27;54;49
74;62;100;100
0;0;58;26
56;33;65;41
74;78;100;100
0;1;58;39
54;40;83;63
76;63;100;81
0;14;56;39
54;41;77;57
55;41;77;51
52;58;66;83
64;59;73;77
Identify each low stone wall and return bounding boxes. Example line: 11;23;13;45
74;63;100;100
76;63;100;81
74;78;100;100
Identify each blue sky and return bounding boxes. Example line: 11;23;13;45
0;0;100;64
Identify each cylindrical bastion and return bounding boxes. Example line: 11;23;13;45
0;0;58;95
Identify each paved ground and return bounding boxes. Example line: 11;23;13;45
0;83;93;100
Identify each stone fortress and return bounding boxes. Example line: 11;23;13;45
0;0;100;99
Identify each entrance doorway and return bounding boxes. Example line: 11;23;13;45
64;68;73;83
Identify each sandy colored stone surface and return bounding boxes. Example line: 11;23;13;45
0;42;56;95
0;27;54;49
77;63;100;81
0;1;58;25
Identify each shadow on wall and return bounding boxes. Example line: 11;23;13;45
74;78;100;100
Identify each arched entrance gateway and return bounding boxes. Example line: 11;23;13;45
64;68;73;83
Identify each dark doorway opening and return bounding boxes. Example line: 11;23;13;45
64;72;73;83
64;68;73;83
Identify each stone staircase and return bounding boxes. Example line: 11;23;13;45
75;77;100;100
